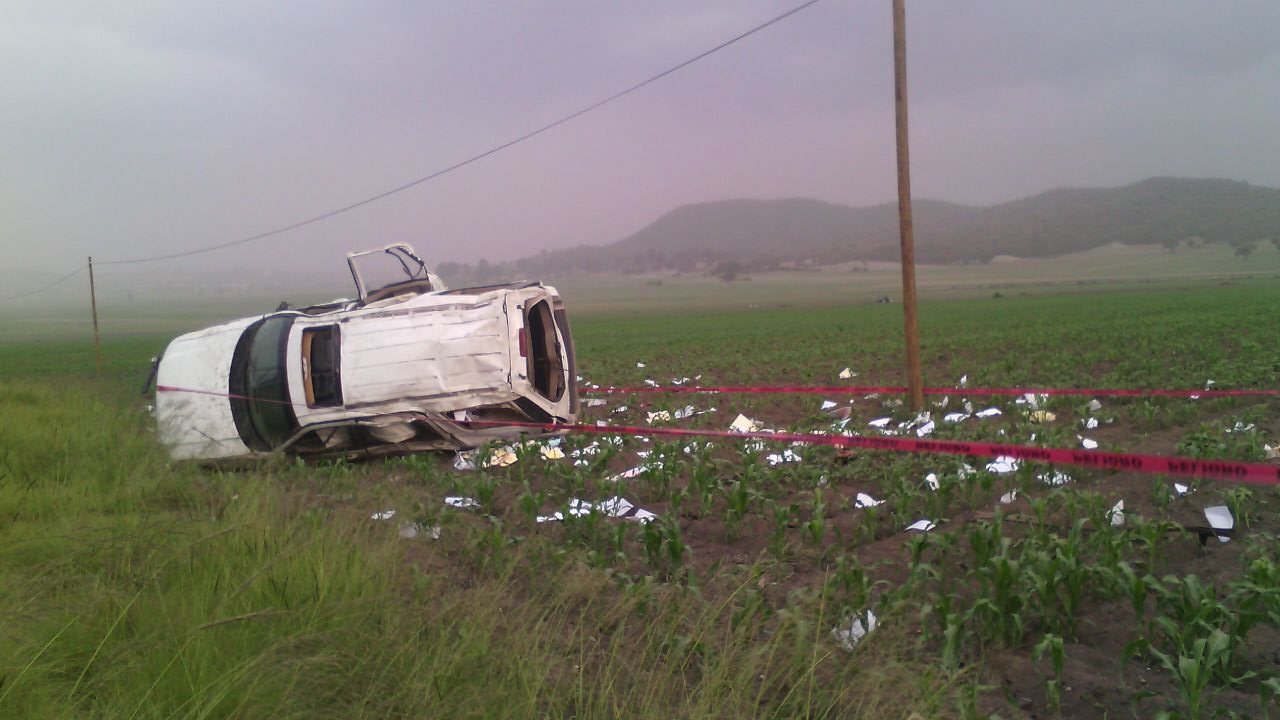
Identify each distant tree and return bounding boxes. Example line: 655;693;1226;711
712;260;741;282
1233;241;1257;259
1162;238;1179;254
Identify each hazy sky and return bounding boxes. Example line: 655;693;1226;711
4;0;1280;280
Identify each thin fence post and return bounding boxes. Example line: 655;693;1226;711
89;256;101;378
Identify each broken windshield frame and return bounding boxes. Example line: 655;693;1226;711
347;244;429;301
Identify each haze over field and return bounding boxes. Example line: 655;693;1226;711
4;1;1280;293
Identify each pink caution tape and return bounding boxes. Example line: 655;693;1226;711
464;419;1280;486
585;385;1280;398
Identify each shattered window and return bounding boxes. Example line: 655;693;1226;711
229;316;298;450
302;326;342;407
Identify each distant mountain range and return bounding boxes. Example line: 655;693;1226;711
442;176;1280;281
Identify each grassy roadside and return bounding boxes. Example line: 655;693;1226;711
0;378;968;718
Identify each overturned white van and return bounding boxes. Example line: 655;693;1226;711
153;244;578;461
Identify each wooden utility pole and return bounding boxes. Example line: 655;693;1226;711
88;256;101;377
892;0;924;411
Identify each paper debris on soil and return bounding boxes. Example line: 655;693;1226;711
1225;422;1256;434
831;610;877;651
646;410;671;424
539;496;656;524
398;522;420;539
985;456;1020;474
729;414;764;433
1083;417;1099;430
915;420;936;437
854;492;885;509
671;377;690;385
607;467;646;482
839;367;856;379
1000;490;1018;504
766;449;801;466
868;417;892;428
1108;499;1125;527
484;447;518;467
883;398;904;408
1204;505;1233;543
975;408;1002;418
1265;444;1278;460
444;496;480;509
612;405;630;415
1028;410;1056;423
820;400;838;411
905;519;937;532
943;412;970;423
958;374;968;388
636;362;646;368
453;452;476;471
1174;482;1193;496
370;509;396;521
540;445;566;460
1015;393;1046;409
933;396;950;408
1086;399;1103;413
1079;436;1099;450
1038;471;1072;487
586;398;607;407
674;405;713;419
924;473;940;491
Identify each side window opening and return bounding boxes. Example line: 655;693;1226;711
525;300;564;402
302;326;342;407
229;316;298;451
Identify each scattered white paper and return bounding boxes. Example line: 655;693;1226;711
766;449;801;465
1083;417;1099;430
820;400;838;411
643;378;658;387
986;456;1020;474
868;417;892;428
924;473;940;491
1028;410;1057;423
854;492;884;508
586;398;607;408
905;519;937;532
943;412;970;423
612;404;630;414
958;374;969;388
1086;399;1103;413
831;610;877;651
1225;422;1256;434
1037;471;1072;487
1108;499;1125;527
975;408;1002;418
540;445;566;460
729;414;763;433
1174;482;1193;496
398;522;419;539
370;509;396;521
1080;437;1099;450
444;496;479;509
1265;444;1278;460
916;420;936;437
1205;379;1216;389
636;362;646;368
453;452;476;471
1000;490;1018;504
671;377;690;386
1204;505;1233;543
839;367;857;379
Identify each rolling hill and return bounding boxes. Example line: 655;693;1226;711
438;177;1280;281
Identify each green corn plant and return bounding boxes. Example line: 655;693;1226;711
1148;629;1234;720
1220;486;1255;529
802;489;827;547
1032;632;1066;713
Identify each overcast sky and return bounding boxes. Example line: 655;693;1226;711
4;0;1280;281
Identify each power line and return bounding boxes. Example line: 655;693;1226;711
99;0;822;266
0;264;87;302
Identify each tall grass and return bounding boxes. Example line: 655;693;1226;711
0;378;965;718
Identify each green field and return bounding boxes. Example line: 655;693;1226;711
2;270;1280;718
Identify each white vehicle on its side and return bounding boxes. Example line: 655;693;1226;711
153;244;579;462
